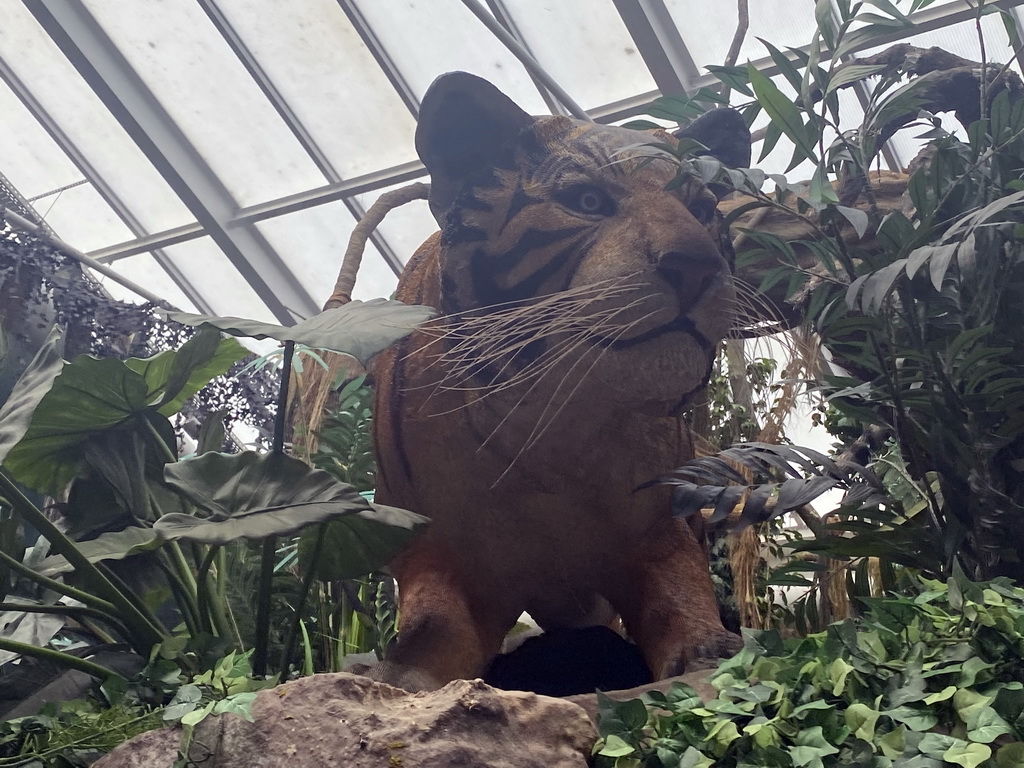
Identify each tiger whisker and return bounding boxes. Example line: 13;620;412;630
418;298;653;418
488;308;664;487
405;280;648;371
469;298;663;443
432;295;652;398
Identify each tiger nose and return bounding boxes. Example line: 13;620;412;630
656;250;725;308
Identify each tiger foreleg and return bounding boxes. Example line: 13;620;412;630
610;517;742;678
365;538;515;691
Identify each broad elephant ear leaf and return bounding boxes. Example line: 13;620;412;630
164;298;437;366
299;501;427;581
155;452;426;545
34;526;162;577
2;329;247;495
3;356;151;494
124;326;247;415
0;326;65;466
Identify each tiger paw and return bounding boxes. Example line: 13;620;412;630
686;630;744;671
362;659;443;692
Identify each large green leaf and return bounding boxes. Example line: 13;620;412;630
155;451;423;544
3;356;151;493
164;298;438;365
3;330;247;495
747;63;818;166
124;326;247;416
299;502;427;581
0;326;65;466
34;526;162;577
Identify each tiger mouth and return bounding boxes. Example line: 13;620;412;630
595;314;713;351
593;270;728;352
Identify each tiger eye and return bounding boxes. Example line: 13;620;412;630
554;184;617;217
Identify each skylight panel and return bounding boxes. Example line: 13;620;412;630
494;1;658;111
82;0;326;207
212;0;419;180
348;0;550;114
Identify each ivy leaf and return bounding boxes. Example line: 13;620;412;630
923;685;957;705
212;692;258;723
879;725;906;759
844;702;879;741
967;707;1013;743
679;746;714;768
884;704;937;731
597;734;635;758
918;733;958;757
944;741;992;768
791;726;840;767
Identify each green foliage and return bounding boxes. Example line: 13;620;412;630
654;0;1024;584
0;301;431;716
309;375;376;492
0;700;164;767
165;298;437;367
595;573;1024;768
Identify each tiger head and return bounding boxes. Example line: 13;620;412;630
416;72;749;416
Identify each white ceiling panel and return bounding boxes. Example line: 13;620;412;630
82;0;326;207
211;0;419;179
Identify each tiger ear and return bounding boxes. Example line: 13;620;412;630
673;108;751;195
417;72;536;224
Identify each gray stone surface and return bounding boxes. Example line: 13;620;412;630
93;672;597;768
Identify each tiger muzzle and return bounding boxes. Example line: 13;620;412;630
656;250;727;311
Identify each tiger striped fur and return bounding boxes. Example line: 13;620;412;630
368;72;749;692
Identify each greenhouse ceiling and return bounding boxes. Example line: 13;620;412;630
2;0;1024;325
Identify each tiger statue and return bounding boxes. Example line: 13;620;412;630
368;72;751;692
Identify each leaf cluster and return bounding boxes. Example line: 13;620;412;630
595;572;1024;768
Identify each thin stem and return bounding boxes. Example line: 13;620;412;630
195;544;234;641
217;547;244;649
0;601;127;636
0;637;124;681
156;555;202;639
143;416;179;465
278;523;327;673
0;470;166;652
254;340;295;677
0;549;117;614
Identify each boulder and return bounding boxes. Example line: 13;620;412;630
93;672;597;768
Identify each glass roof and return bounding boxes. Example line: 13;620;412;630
3;0;1024;325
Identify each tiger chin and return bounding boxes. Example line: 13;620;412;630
367;72;750;693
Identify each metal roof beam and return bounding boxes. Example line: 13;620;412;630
92;160;427;264
0;51;214;313
485;0;566;116
199;0;403;278
460;0;589;120
336;0;421;119
25;0;320;324
612;0;701;97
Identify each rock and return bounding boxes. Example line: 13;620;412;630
93;672;597;768
566;668;718;723
92;727;180;768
